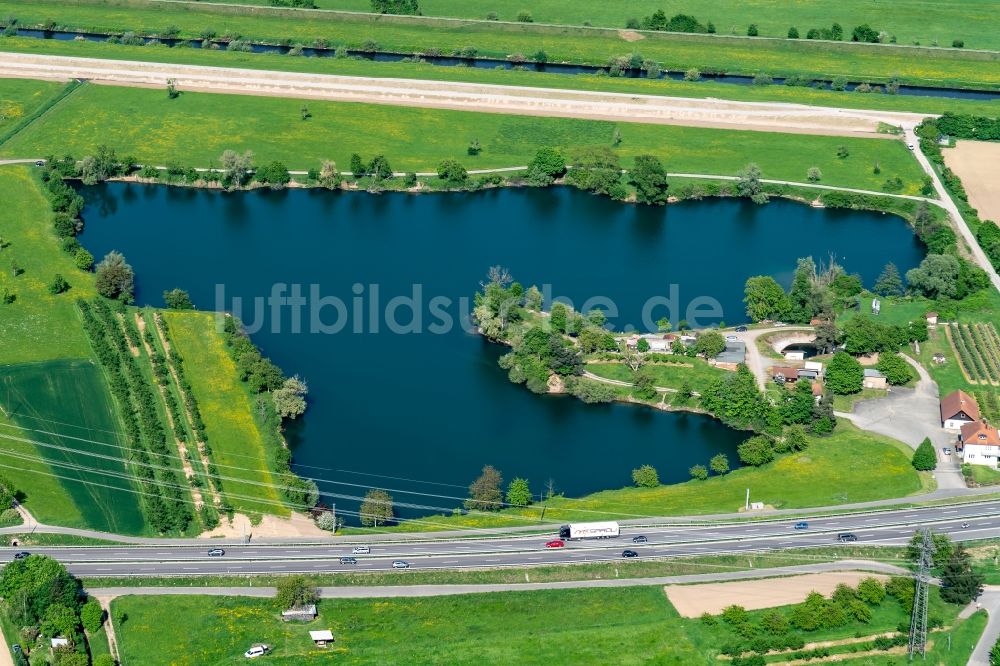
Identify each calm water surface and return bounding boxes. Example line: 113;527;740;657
78;185;925;522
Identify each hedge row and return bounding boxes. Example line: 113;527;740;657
78;298;192;533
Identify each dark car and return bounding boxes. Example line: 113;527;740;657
12;551;30;560
622;550;639;558
12;644;21;654
735;326;748;332
34;160;45;167
207;548;226;557
794;522;809;530
631;535;648;544
837;533;858;542
340;557;358;565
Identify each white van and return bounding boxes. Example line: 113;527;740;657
352;545;370;554
244;645;269;658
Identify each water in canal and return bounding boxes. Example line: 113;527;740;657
78;185;926;522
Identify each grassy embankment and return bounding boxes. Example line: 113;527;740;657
194;0;1000;51
0;81;930;194
0;77;64;141
342;419;928;533
162;310;287;517
3;37;1000;119
111;585;975;665
3;0;1000;89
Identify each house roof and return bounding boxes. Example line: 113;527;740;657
309;630;334;641
863;369;884;378
960;420;1000;447
772;366;799;378
941;390;980;423
926;312;938;317
811;382;824;395
715;341;746;364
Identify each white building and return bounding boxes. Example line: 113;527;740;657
960;421;1000;468
940;390;979;431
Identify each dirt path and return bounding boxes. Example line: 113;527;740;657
93;594;121;664
0;625;15;666
0;52;930;137
944;140;1000;224
150;312;223;509
664;571;889;617
134;313;206;510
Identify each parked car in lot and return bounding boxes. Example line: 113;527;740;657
244;644;269;659
794;522;809;530
631;535;648;544
621;550;639;558
545;539;565;548
340;557;358;565
207;548;225;557
735;326;748;332
352;546;370;554
12;551;30;560
837;533;858;542
392;560;410;569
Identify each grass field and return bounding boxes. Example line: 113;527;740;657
0;77;64;139
4;37;1000;119
586;359;725;393
162;311;287;516
111;583;971;666
193;0;1000;51
0;359;147;533
3;0;1000;89
0;165;95;364
0;83;930;194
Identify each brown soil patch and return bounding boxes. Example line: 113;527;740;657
664;572;888;617
618;30;645;42
944;140;1000;224
199;511;330;539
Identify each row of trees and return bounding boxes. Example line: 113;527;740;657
78;298;193;533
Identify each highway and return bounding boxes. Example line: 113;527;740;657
5;499;1000;577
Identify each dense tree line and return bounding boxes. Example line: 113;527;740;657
636;10;712;33
370;0;419;15
220;316;318;508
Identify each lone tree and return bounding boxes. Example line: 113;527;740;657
825;351;864;395
694;331;726;359
220;149;254;189
873;262;904;296
629;154;669;205
163;288;193;309
736;163;767;204
505;477;532;507
465;465;504;511
938;545;984;605
709;453;730;475
275;575;319;610
631;464;659;487
911;437;937;471
359;488;394;526
94;251;135;302
272;376;308;419
525;147;566;186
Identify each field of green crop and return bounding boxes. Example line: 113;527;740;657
0;78;63;139
2;0;999;89
191;0;1000;52
0;82;930;194
0;359;147;533
4;37;1000;119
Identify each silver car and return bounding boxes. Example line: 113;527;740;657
392;560;410;569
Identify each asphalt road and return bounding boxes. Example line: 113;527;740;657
6;500;1000;577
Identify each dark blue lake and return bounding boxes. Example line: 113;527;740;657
78;184;925;523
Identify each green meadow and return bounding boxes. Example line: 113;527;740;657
193;0;1000;52
2;0;999;88
0;82;929;194
3;37;1000;118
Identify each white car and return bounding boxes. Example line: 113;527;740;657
392;560;410;569
774;322;789;327
352;546;370;554
244;645;269;659
907;143;916;150
942;447;952;455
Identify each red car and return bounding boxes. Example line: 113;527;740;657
545;539;565;548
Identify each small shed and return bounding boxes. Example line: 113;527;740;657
862;368;887;390
784;350;806;361
797;368;820;381
804;361;824;374
926;312;938;326
281;604;318;622
310;630;334;648
51;638;70;649
772;366;799;383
